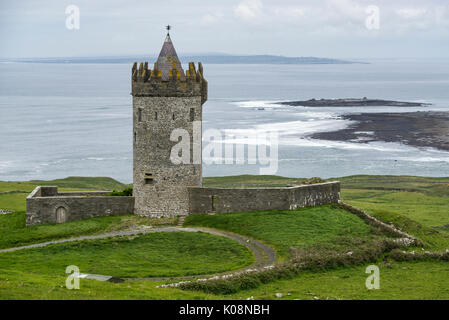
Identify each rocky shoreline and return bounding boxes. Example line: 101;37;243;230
279;98;429;107
310;111;449;152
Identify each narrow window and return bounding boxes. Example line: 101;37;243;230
144;173;154;184
138;108;142;122
190;108;195;121
172;113;175;120
134;132;136;143
155;112;158;120
211;195;217;212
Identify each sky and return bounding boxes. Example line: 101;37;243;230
1;0;448;59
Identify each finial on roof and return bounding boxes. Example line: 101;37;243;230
166;25;171;35
157;27;185;81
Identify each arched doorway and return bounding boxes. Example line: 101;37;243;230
55;206;67;223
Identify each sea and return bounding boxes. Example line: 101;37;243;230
1;58;449;183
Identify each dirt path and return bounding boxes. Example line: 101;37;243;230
0;226;276;282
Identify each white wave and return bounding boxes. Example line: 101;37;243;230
280;138;415;152
298;111;337;119
231;100;288;109
226;100;449;161
224;119;352;138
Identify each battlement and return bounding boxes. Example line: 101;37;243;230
131;61;208;104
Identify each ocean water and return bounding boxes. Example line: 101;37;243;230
0;59;448;183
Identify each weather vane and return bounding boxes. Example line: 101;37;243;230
166;25;171;35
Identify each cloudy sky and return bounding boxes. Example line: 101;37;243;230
1;0;448;59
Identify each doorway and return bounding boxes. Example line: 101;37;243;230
55;206;67;223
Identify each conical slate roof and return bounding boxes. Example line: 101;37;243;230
156;34;185;81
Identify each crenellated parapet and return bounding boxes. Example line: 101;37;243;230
131;61;208;105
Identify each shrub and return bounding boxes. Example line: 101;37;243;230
108;187;133;197
297;177;326;185
389;248;449;262
179;237;403;295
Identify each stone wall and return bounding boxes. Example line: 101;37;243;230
132;59;207;218
133;95;203;217
188;182;340;214
26;186;134;226
132;62;208;105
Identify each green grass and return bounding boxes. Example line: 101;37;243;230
0;177;145;250
0;176;127;194
225;260;449;300
202;174;449;251
0;174;448;299
0;193;27;212
0;176;129;216
0;270;213;300
0;188;103;214
27;176;127;191
336;175;449;251
0;176;128;213
0;232;254;278
334;175;449;197
341;189;449;250
185;205;374;259
0;210;180;250
203;175;302;188
0;213;151;250
0;182;37;193
342;189;449;228
1;260;448;300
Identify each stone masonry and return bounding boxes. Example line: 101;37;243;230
188;182;340;214
26;186;134;226
132;34;207;217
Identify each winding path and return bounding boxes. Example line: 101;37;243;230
0;226;276;282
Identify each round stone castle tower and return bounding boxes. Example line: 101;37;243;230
131;32;208;217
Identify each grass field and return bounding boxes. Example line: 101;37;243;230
0;232;253;278
0;177;169;249
2;260;448;300
0;175;448;299
185;205;375;259
337;176;449;251
204;175;449;251
225;260;449;300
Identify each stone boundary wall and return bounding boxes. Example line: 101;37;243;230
26;186;134;226
337;201;420;245
188;182;340;214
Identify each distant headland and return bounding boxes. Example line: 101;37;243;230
278;98;429;107
3;55;365;65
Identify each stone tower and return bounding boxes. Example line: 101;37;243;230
131;32;207;217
